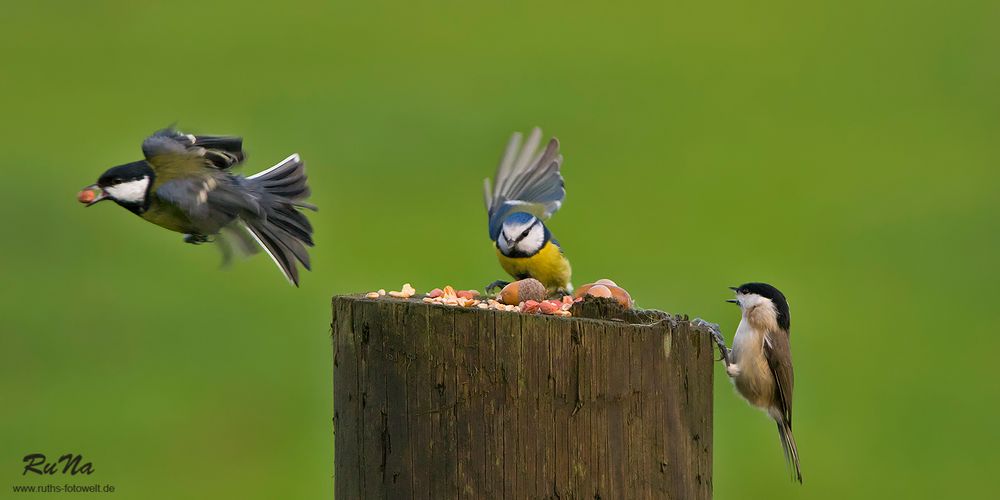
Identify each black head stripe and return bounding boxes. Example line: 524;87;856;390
97;160;156;188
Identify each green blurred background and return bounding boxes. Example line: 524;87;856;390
1;0;997;498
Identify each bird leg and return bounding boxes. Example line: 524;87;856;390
183;234;211;245
485;280;510;294
692;318;731;367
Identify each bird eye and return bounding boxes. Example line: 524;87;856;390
520;229;530;238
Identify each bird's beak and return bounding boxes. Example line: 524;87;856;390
78;184;108;206
726;299;739;304
728;286;739;291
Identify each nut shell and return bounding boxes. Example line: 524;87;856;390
573;283;595;299
607;286;633;308
539;300;561;314
574;280;634;309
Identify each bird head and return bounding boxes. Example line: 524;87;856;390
497;212;547;257
728;282;790;330
79;161;155;212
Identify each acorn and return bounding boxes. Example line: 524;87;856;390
498;278;546;305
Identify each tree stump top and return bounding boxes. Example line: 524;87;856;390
333;294;715;499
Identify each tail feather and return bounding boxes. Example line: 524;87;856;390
776;420;803;483
259;170;309;190
268;209;314;246
262;222;311;270
244;223;301;285
242;153;316;286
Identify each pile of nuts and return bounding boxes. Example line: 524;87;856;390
521;295;579;317
365;283;416;299
423;286;482;308
363;283;581;317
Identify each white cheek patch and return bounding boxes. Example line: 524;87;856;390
741;294;764;308
516;224;545;254
497;235;511;253
740;294;776;318
105;177;150;203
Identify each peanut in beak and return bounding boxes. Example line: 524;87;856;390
77;189;96;204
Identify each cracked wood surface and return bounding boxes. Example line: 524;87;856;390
333;295;714;499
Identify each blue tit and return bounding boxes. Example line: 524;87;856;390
483;128;572;293
79;128;316;286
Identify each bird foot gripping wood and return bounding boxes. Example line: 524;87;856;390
692;318;731;366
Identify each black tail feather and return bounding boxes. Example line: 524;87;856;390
242;154;316;286
267;209;314;247
244;223;300;285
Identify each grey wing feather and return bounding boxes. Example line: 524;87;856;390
764;329;795;425
155;174;263;233
142;128;245;169
483;128;565;240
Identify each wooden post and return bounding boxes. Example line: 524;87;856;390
333;295;715;499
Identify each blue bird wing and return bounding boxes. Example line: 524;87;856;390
483;128;565;240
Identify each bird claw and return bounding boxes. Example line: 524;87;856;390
484;280;510;294
184;234;211;245
693;318;731;366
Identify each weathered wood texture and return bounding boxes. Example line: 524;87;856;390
333;295;714;499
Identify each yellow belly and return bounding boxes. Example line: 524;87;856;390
496;241;572;291
141;201;200;234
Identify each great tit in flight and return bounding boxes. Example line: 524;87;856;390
723;282;802;483
482;128;571;293
79;128;316;286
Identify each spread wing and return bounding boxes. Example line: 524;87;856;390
764;328;795;425
142;128;245;172
482;128;565;240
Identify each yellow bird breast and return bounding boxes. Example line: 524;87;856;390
495;241;572;291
